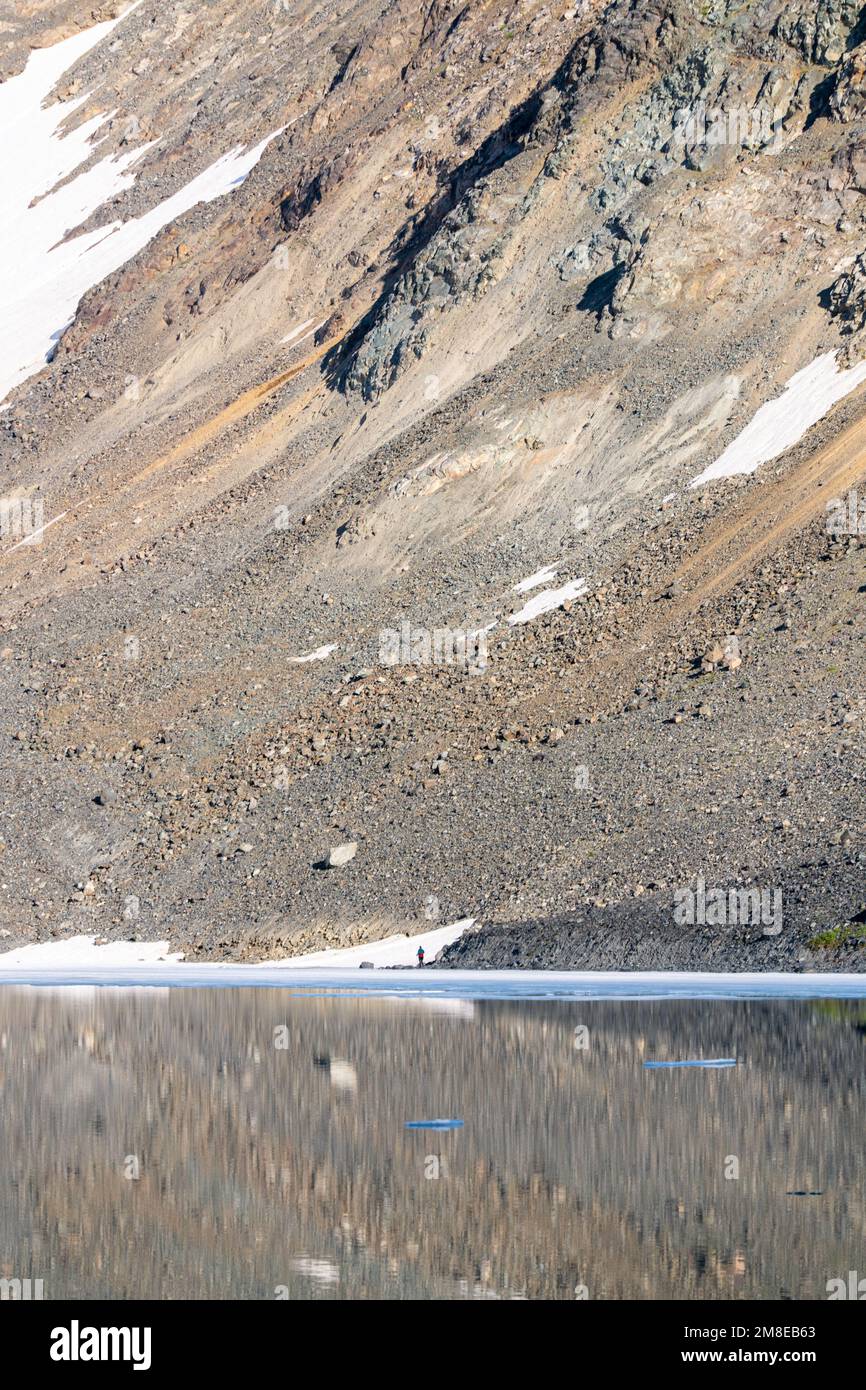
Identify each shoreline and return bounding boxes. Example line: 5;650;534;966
3;965;866;999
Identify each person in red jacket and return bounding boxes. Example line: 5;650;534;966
416;945;425;967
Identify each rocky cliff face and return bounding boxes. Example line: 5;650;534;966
0;0;864;965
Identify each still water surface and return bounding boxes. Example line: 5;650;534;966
1;986;863;1299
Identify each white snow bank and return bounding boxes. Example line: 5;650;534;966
514;564;559;594
280;318;316;344
690;352;866;488
280;319;325;348
289;644;338;663
0;920;473;974
508;577;587;624
0;18;281;404
0;935;184;967
263;918;475;969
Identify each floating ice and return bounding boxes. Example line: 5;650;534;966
644;1058;737;1069
404;1119;464;1130
2;964;865;1000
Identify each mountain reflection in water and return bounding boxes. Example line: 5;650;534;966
0;989;863;1300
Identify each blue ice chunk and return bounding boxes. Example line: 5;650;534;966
404;1119;464;1130
644;1058;737;1069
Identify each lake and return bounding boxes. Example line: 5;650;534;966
1;976;864;1299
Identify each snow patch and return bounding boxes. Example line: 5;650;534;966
263;918;474;969
7;510;67;551
280;318;325;348
690;352;866;488
466;619;497;646
289;643;338;664
508;577;587;625
513;564;559;593
0;19;281;404
0;922;473;975
0;935;184;967
280;318;316;344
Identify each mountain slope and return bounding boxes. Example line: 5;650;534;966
0;0;864;966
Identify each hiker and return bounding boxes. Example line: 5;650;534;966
416;945;425;967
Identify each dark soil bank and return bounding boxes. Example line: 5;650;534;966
438;868;866;972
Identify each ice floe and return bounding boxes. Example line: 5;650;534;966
1;959;865;998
